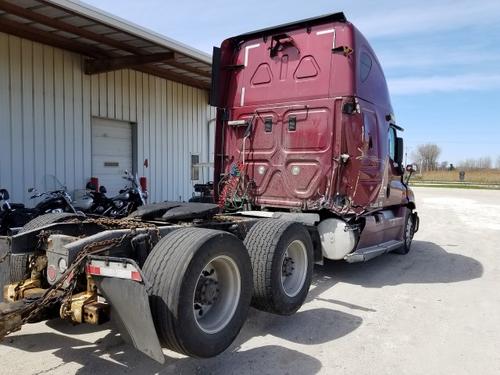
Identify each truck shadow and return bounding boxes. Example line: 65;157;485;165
234;306;362;347
4;330;322;374
5;295;364;374
5;289;364;374
314;240;483;289
161;344;322;375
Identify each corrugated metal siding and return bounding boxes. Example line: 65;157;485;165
0;32;215;204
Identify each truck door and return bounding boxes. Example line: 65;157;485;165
386;126;407;206
342;103;384;211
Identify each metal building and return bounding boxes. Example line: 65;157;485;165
0;0;215;204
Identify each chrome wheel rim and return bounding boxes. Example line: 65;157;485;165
280;240;308;297
193;255;241;334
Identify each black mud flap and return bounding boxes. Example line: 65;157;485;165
93;276;164;363
412;212;420;233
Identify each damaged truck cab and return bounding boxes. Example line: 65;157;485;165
212;12;418;261
0;13;418;364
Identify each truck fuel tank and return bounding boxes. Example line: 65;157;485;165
317;218;357;260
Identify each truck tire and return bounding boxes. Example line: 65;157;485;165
9;253;31;283
19;212;84;233
142;228;252;357
243;219;314;315
10;213;83;282
394;208;415;255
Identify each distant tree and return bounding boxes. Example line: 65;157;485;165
478;156;492;169
459;156;493;170
413;143;441;171
449;163;455;171
458;158;477;170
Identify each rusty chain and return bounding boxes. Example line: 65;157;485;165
12;234;127;333
3;216;161;336
21;235;126;325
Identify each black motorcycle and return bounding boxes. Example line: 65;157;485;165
0;176;81;235
0;189;37;235
74;171;147;218
27;175;80;215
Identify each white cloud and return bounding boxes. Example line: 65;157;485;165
388;74;500;95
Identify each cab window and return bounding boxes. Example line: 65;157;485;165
388;127;396;160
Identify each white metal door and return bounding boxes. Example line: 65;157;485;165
92;118;133;196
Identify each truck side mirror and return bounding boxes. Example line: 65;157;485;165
406;164;416;173
395;137;404;166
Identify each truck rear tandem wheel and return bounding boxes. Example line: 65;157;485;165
142;227;253;358
244;219;314;315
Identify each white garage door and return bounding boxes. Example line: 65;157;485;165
92;118;134;196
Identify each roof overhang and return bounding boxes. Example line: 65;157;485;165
0;0;211;89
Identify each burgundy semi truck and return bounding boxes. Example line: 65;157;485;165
0;13;417;363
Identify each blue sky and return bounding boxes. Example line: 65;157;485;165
85;0;500;165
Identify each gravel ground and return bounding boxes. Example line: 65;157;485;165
1;187;499;375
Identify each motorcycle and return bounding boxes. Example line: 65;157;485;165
0;189;37;235
74;171;147;218
28;175;80;215
0;176;81;235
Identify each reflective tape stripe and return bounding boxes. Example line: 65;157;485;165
86;262;142;282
